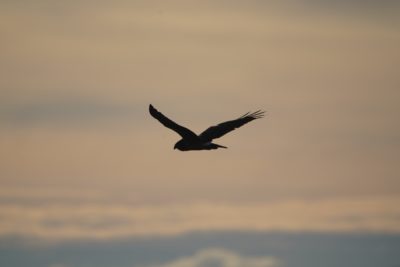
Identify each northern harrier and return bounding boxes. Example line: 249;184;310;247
149;104;265;151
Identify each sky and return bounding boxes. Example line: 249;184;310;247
1;1;400;266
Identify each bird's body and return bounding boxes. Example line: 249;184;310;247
174;139;227;151
149;104;264;151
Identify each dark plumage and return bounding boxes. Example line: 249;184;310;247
149;104;265;151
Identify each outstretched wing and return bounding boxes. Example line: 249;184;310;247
199;110;265;142
149;104;199;141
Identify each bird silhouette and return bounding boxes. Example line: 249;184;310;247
149;104;265;151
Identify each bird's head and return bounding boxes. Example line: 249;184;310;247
174;140;186;151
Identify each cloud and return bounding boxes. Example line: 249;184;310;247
0;195;399;241
1;0;399;247
0;186;106;205
142;248;280;267
0;96;140;127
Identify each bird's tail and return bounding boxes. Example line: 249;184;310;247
210;143;227;149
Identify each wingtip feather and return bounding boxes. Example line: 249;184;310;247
242;110;266;120
252;110;266;119
149;104;158;117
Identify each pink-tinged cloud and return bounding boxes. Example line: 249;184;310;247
1;1;399;249
0;196;399;241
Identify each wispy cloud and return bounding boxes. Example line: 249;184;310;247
1;195;399;241
1;0;400;249
0;96;140;127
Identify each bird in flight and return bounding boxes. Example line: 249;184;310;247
149;104;265;151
